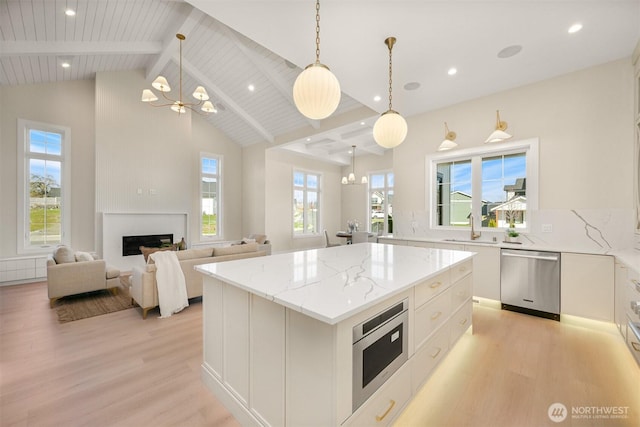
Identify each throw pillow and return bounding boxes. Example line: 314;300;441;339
139;245;176;263
214;242;258;256
53;245;76;264
75;251;94;262
249;234;267;245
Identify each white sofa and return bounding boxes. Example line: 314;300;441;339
130;242;267;319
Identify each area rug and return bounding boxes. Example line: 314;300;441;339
55;289;134;323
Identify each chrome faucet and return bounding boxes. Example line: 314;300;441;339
470;215;481;240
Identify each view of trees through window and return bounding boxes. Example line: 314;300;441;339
293;171;320;235
436;152;527;228
369;172;393;235
201;155;219;237
28;129;62;246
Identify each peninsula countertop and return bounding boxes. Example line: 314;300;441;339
195;242;474;325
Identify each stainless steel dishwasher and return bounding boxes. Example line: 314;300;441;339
500;249;561;321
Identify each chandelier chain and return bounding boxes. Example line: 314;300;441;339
315;0;321;63
388;43;393;111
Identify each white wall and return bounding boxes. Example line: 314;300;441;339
242;143;267;236
94;70;243;254
0;80;96;257
391;58;636;250
265;149;342;253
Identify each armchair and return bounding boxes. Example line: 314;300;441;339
47;245;121;308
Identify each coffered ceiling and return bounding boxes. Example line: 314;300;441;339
1;0;639;165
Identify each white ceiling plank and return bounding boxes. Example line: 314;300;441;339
21;1;37;41
5;0;24;40
32;0;47;41
179;55;274;143
0;40;162;56
218;23;320;130
0;1;15;41
144;6;204;81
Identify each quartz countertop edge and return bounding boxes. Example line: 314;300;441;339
195;243;475;325
378;234;632;256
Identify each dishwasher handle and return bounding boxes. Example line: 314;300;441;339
501;252;559;262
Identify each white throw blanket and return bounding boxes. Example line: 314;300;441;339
149;251;189;318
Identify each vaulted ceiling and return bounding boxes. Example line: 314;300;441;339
1;0;639;165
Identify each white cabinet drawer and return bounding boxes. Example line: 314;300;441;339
411;323;450;393
345;363;411;427
450;274;473;313
415;289;451;349
449;302;472;347
625;320;640;367
450;259;473;284
415;271;450;307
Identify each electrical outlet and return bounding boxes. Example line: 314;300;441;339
541;224;553;233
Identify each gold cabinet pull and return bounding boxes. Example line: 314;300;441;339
375;399;396;422
632;342;640;352
429;281;442;289
430;311;442;321
430;347;442;359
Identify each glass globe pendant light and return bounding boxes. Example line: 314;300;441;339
373;37;408;149
293;0;341;120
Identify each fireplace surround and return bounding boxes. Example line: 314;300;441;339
122;234;173;256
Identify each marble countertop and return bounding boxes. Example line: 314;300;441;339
377;234;616;255
195;242;474;325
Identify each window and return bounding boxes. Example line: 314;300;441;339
429;139;538;230
17;119;71;252
200;154;222;239
293;170;321;235
369;171;394;235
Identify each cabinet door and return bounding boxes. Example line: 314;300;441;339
615;262;629;336
561;253;614;322
464;245;500;300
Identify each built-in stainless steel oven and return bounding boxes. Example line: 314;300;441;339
352;299;408;411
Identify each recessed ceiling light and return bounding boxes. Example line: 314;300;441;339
373;95;382;102
61;61;70;68
497;45;523;59
64;8;76;17
248;84;255;92
568;23;583;34
403;82;421;91
360;122;365;125
447;67;457;76
306;137;311;142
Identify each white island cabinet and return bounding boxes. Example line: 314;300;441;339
196;243;474;427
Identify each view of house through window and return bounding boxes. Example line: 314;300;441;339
201;154;220;238
436;160;471;227
293;171;320;235
27;129;63;246
435;150;528;229
369;172;394;235
482;153;526;228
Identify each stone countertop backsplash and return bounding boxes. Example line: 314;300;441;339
382;208;640;272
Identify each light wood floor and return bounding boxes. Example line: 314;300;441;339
1;282;639;427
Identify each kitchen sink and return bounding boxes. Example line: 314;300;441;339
442;238;498;244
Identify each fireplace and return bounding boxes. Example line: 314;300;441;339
122;234;173;256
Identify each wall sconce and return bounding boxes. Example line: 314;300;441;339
437;122;458;151
485;110;512;143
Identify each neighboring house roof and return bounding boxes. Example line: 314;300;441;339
490;196;527;212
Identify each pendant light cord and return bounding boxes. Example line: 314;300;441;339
387;41;393;111
315;0;321;64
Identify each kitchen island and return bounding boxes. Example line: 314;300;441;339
195;243;474;426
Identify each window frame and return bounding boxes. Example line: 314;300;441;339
292;169;322;238
17;119;71;254
199;152;223;241
368;170;394;235
426;138;539;232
